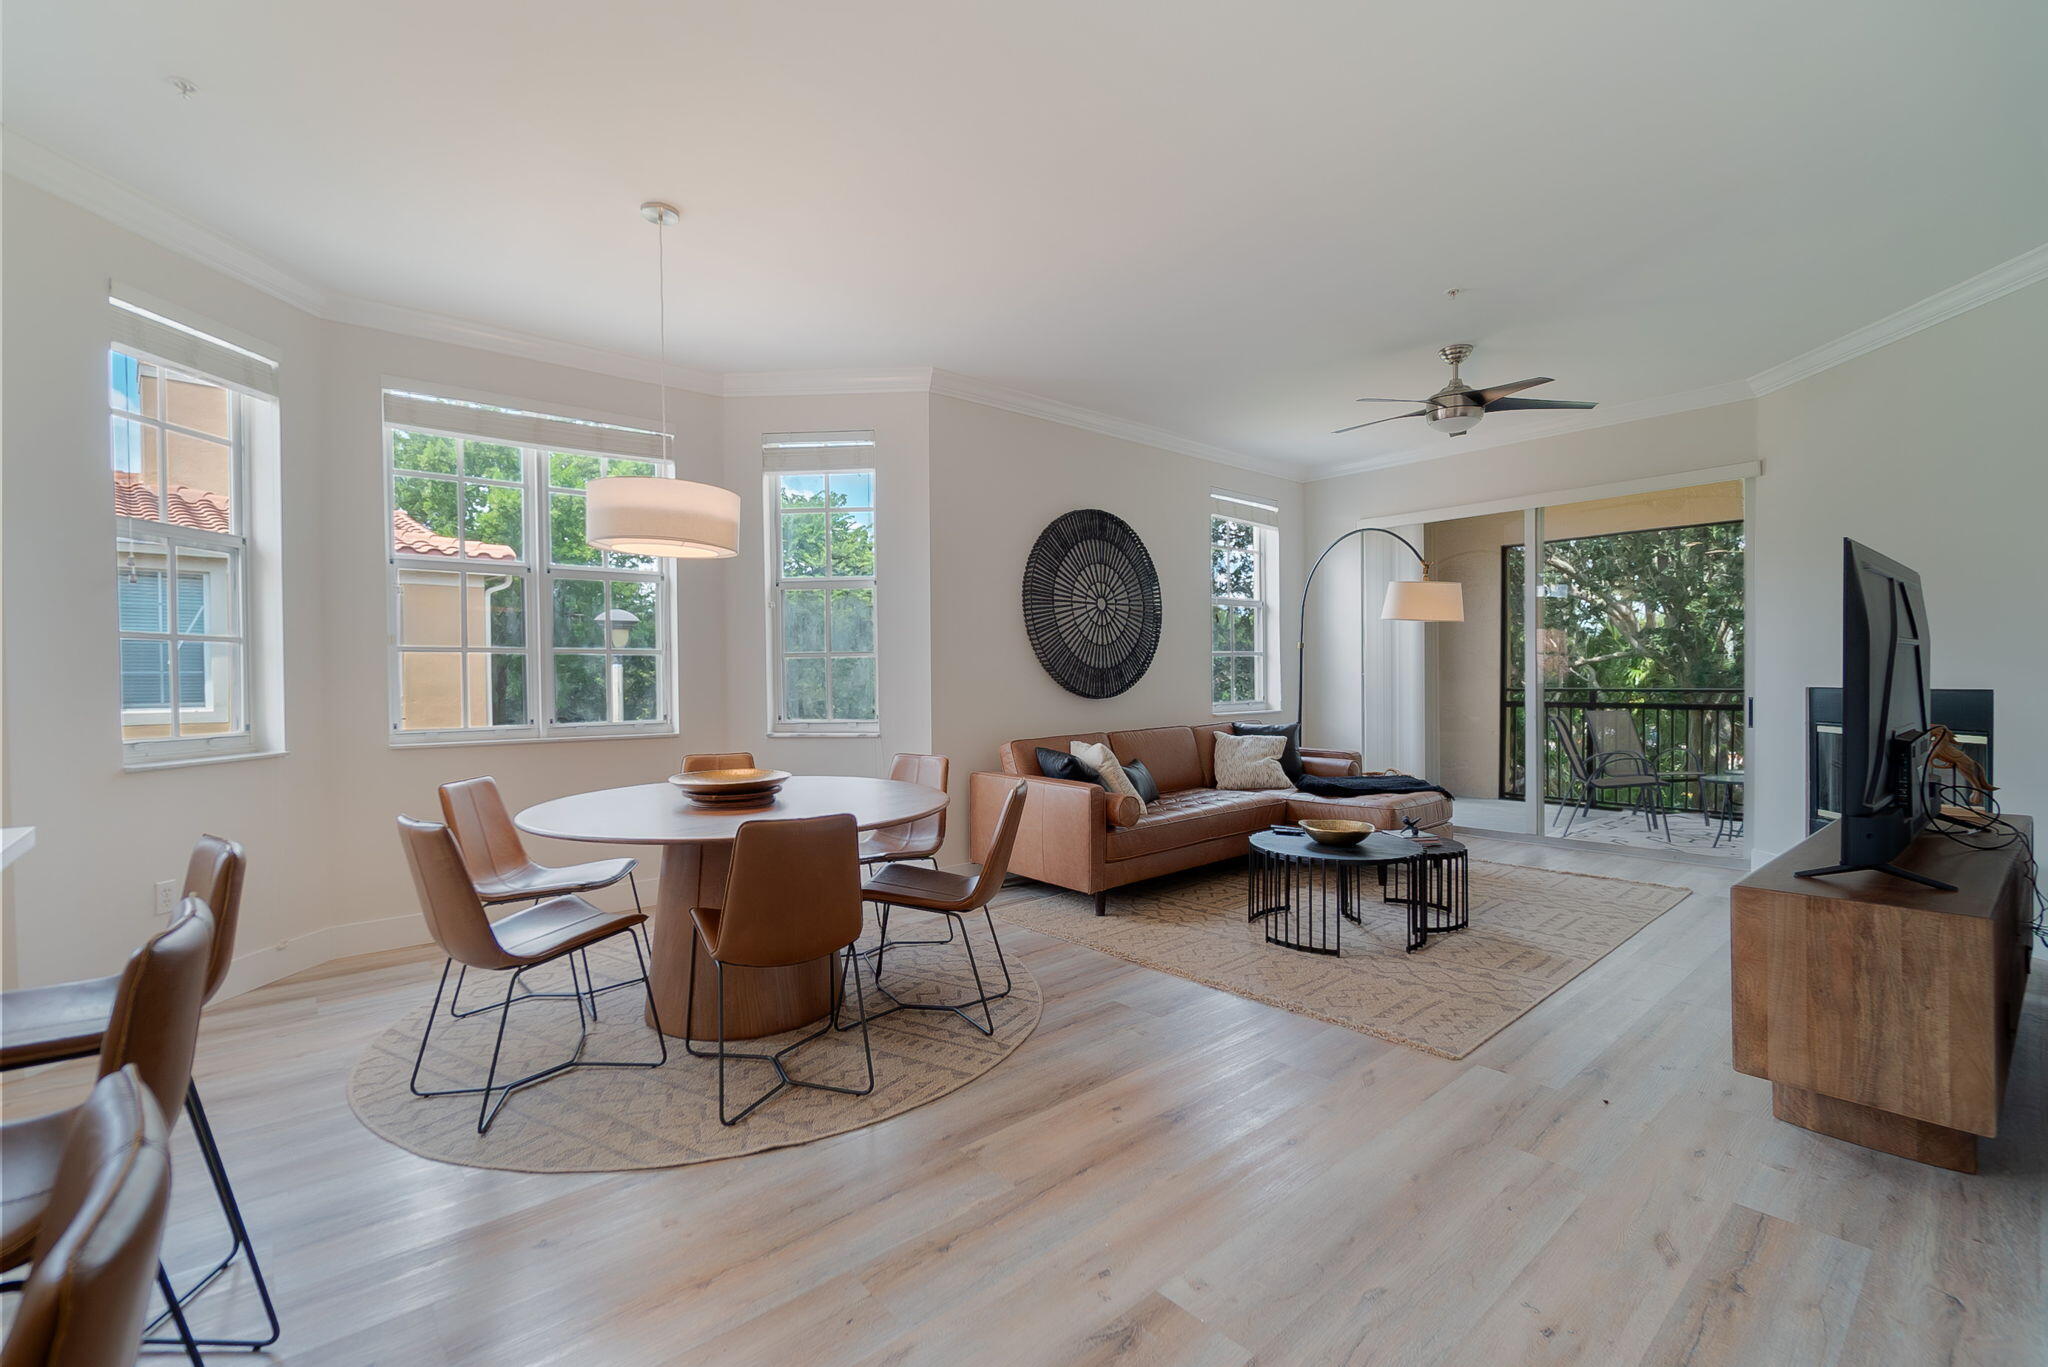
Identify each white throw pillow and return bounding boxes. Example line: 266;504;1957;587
1071;740;1146;816
1212;732;1292;791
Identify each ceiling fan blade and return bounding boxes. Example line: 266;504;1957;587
1353;396;1432;404
1471;377;1553;403
1484;396;1597;411
1333;409;1431;434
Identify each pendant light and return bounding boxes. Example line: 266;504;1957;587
585;201;740;559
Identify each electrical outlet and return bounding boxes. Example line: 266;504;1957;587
155;880;177;917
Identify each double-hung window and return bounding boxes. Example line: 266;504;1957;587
109;292;279;764
384;391;676;742
1210;493;1281;713
766;434;878;733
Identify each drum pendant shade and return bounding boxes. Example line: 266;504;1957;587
586;476;740;559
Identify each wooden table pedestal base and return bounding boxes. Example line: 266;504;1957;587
1771;1085;1979;1173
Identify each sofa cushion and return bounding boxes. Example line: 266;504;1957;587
1123;758;1161;803
1213;732;1293;790
1001;733;1111;776
1231;721;1304;785
1036;747;1109;789
1107;788;1288;861
1191;722;1232;785
1285;790;1452;834
1107;726;1205;793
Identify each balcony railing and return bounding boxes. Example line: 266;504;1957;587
1502;687;1744;813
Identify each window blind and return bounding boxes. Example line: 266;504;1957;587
761;431;878;472
108;291;279;397
382;391;667;461
1211;489;1279;523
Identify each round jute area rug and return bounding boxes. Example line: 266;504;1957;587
347;913;1039;1173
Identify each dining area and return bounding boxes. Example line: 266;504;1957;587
353;751;1043;1172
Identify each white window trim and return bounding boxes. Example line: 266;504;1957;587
1211;510;1282;716
383;416;678;746
766;466;881;736
114;347;266;766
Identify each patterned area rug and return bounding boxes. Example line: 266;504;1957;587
349;912;1039;1173
993;859;1688;1059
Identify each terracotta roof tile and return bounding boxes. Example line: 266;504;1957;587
114;473;231;532
392;509;517;561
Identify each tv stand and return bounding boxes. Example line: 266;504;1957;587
1733;818;2033;1172
1792;859;1957;892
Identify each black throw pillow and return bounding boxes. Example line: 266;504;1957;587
1232;721;1304;786
1123;757;1161;803
1036;746;1109;791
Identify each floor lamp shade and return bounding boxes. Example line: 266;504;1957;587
585;477;740;559
1381;578;1464;622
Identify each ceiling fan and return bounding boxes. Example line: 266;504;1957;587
1335;343;1597;438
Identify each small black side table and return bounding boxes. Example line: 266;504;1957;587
1703;772;1745;849
1248;830;1470;954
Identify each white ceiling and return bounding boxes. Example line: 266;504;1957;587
6;1;2045;475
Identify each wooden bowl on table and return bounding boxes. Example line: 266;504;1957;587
1299;818;1373;847
666;768;792;806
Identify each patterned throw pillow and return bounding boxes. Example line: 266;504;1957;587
1072;740;1146;816
1212;732;1292;791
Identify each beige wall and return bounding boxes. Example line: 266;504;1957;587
926;395;1304;860
1424;482;1744;798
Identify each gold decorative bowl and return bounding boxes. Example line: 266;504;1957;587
667;768;792;805
1299;818;1373;847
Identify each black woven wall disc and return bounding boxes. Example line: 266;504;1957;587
1021;508;1162;699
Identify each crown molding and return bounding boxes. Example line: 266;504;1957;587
328;294;722;395
1746;241;2048;396
1310;378;1757;482
3;126;333;316
929;369;1300;479
721;367;935;397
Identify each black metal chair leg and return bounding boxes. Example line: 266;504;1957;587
154;1264;207;1366
142;1084;283;1351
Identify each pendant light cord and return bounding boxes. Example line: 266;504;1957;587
654;215;669;452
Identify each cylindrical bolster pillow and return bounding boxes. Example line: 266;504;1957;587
1106;794;1144;828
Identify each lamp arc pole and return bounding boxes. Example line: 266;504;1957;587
1294;525;1430;736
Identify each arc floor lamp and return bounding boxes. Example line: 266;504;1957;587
1296;526;1464;736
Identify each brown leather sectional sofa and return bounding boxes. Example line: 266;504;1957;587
968;722;1453;914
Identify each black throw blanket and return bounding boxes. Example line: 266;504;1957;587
1298;773;1454;801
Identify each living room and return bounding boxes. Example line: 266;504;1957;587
2;4;2043;1365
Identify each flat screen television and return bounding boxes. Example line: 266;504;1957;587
1794;539;1954;890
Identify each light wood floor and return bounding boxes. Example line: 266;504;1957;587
4;834;2042;1366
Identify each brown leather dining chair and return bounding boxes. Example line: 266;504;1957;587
855;780;1028;1036
0;1067;180;1367
859;753;950;868
684;813;875;1126
0;901;214;1363
681;751;756;773
0;835;278;1353
439;777;643;1020
398;816;667;1133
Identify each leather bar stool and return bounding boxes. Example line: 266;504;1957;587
0;1067;184;1367
683;813;875;1125
0;836;278;1352
398;816;667;1134
855;781;1028;1036
0;901;214;1363
439;777;643;1020
859;753;950;868
681;751;756;773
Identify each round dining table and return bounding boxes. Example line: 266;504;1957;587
515;776;947;1040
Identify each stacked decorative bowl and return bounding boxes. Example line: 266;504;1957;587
1298;818;1374;847
667;768;792;806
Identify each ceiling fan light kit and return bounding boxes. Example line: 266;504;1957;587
1335;342;1598;440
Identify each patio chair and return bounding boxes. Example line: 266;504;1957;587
1587;708;1709;826
1549;713;1670;841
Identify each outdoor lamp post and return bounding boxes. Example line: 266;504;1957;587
596;608;639;649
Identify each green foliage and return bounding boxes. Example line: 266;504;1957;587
1211;516;1257;598
392;430;456;475
552;653;606;723
777;475;876;578
1505;521;1745;690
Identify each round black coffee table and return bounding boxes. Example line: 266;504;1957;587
1247;830;1470;954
